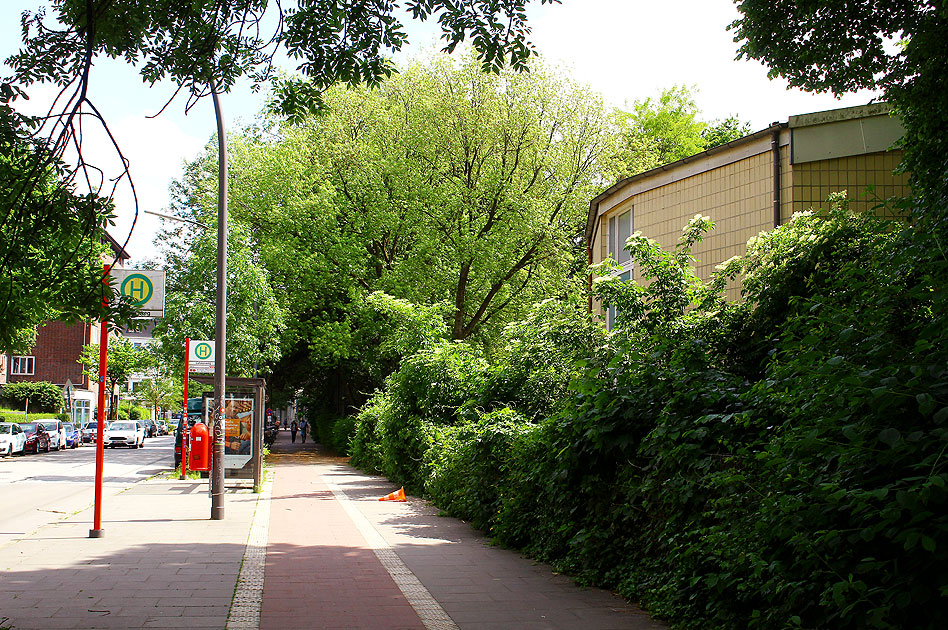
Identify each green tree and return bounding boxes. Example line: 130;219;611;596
605;86;752;179
158;52;613;413
153;211;286;380
0;0;556;352
0;126;120;352
134;376;176;422
311;54;611;341
701;115;752;149
79;336;154;422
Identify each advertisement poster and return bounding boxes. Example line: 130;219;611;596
223;397;254;469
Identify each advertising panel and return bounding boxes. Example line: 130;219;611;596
223;397;254;469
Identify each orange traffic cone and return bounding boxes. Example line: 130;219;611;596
379;487;406;502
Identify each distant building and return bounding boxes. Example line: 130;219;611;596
2;234;130;424
586;103;911;325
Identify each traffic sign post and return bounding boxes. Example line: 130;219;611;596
90;264;110;539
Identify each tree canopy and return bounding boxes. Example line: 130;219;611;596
0;0;559;350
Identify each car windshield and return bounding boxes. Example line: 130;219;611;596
0;425;11;434
64;424;75;431
20;423;38;432
110;422;136;431
39;422;57;430
86;423;97;429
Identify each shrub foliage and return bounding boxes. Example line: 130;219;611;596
347;198;947;628
0;381;64;412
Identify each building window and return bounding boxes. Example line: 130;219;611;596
609;209;633;266
606;271;632;331
10;356;35;375
75;399;91;426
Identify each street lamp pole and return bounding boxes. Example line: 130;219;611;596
210;77;227;520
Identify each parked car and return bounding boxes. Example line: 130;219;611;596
0;422;27;457
38;420;67;451
143;419;158;438
63;423;82;448
105;421;145;448
20;422;51;454
82;421;105;443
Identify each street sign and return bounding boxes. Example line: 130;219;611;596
112;269;166;317
188;340;215;373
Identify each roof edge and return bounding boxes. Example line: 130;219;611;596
585;122;788;245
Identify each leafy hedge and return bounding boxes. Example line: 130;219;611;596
348;200;948;629
0;381;63;411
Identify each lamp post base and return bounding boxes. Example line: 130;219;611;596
89;529;105;538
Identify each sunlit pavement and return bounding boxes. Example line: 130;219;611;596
260;430;665;629
0;430;664;629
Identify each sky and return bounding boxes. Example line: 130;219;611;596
2;0;881;266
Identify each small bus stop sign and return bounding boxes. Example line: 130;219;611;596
112;269;165;317
188;340;215;373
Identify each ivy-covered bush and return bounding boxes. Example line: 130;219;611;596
331;414;357;455
349;201;948;629
0;381;63;411
425;407;533;531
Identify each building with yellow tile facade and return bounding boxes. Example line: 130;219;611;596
586;103;911;323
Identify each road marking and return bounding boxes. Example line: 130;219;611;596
325;479;459;630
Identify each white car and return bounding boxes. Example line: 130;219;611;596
38;420;67;451
0;422;27;457
105;421;146;449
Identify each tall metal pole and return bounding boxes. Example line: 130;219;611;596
90;264;110;538
181;338;191;480
210;78;227;520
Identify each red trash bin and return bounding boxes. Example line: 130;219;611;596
189;422;211;471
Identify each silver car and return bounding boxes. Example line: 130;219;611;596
104;421;145;449
38;420;67;451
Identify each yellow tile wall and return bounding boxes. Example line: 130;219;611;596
791;151;910;219
629;149;778;301
592;147;910;313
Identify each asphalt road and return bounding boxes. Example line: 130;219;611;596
0;434;175;539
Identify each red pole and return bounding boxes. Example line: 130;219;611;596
181;338;190;480
90;264;110;538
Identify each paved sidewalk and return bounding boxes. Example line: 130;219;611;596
0;430;665;630
0;473;258;629
260;434;665;630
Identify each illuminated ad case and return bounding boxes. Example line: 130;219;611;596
204;395;255;470
223;397;254;468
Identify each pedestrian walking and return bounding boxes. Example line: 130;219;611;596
291;420;298;443
300;419;308;443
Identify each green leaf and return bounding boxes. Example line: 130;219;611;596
878;428;901;447
917;393;937;416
